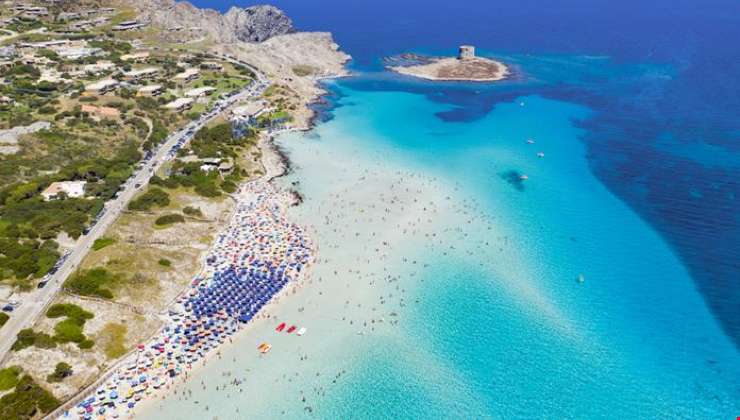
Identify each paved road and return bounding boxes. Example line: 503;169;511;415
0;58;269;363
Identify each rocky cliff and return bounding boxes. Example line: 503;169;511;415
221;5;294;43
126;0;294;43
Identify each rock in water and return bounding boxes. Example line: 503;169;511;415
223;5;294;43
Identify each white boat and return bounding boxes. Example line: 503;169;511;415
537;152;545;158
296;327;307;336
577;273;585;283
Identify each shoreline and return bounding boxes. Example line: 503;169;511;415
55;141;317;418
53;70;345;419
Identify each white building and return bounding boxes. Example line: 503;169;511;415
112;20;148;31
41;181;86;201
185;86;216;98
163;97;194;112
85;79;119;94
82;61;115;74
174;68;200;83
123;67;159;82
137;84;164;97
230;101;266;138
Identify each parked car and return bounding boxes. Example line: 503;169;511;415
37;281;48;289
2;305;13;312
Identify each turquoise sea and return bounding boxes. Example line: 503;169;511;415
277;76;740;418
159;0;740;417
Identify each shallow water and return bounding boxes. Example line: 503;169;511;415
141;77;739;418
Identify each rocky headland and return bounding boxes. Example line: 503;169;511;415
123;0;351;128
128;0;294;43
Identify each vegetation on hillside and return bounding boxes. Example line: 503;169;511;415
92;237;116;251
0;374;60;419
154;213;185;226
46;362;72;383
128;188;170;211
64;268;120;299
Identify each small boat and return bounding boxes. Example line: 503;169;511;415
296;327;307;336
526;139;535;144
286;325;297;333
537;152;545;158
275;322;286;332
519;174;529;180
577;273;585;283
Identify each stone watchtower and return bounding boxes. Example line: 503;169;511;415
458;45;475;60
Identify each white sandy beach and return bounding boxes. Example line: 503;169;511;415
134;111;517;418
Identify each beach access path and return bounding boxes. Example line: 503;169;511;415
0;56;269;365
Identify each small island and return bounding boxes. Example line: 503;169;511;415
388;45;509;82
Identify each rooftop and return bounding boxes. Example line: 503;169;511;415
163;97;194;109
185;86;216;97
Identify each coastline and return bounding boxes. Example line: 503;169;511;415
102;62;740;420
53;68;345;418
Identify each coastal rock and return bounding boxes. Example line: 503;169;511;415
222;5;294;43
128;0;294;43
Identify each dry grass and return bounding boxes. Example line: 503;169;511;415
97;322;128;359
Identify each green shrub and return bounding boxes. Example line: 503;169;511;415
37;106;56;114
157;258;171;267
11;329;57;351
221;180;237;193
0;366;21;391
11;329;37;351
46;303;93;324
53;319;85;343
154;213;185;226
128;188;170;211
182;206;203;217
0;313;9;327
92;237;116;251
33;333;57;349
78;339;94;349
64;268;118;299
194;182;221;198
46;362;72;383
0;375;60;419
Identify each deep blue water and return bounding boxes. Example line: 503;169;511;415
193;0;740;349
